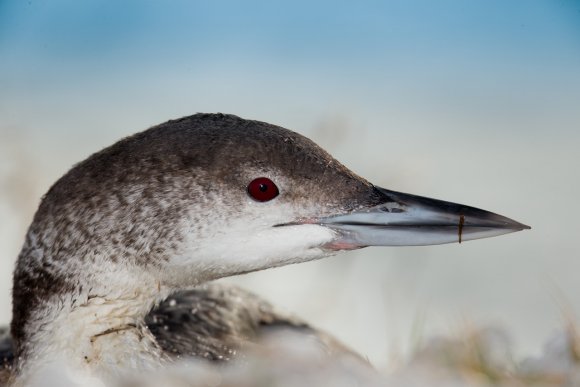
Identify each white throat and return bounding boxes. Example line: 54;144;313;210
14;269;173;386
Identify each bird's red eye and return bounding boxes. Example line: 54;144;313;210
247;177;279;202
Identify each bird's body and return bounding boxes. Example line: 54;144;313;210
2;113;528;386
0;283;359;386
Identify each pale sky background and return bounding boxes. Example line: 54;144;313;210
1;0;579;368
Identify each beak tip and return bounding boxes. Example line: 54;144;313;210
506;218;530;231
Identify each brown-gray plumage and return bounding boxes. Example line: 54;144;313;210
10;113;382;361
5;112;527;385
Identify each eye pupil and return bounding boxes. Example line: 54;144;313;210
248;177;279;202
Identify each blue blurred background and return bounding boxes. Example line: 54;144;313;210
1;0;579;367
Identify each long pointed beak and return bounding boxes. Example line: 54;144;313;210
317;187;530;248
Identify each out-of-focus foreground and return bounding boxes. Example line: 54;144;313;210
121;326;580;387
5;326;580;387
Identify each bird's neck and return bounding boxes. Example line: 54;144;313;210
13;270;172;385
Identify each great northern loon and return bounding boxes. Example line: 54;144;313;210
0;113;529;385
